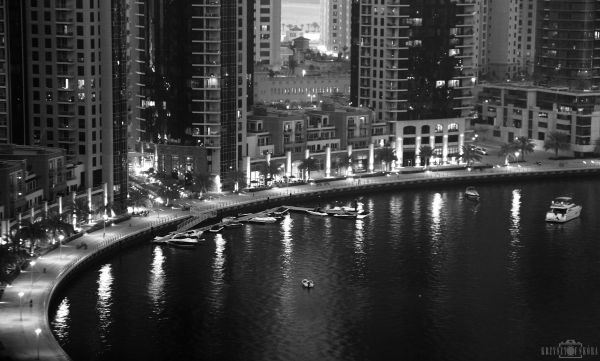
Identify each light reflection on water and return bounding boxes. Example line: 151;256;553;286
51;298;70;340
353;219;366;278
280;215;293;280
96;264;113;343
148;246;165;312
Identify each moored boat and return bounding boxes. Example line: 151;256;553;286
306;207;328;216
248;216;278;224
545;196;582;223
209;224;224;233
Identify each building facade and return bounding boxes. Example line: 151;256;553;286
477;0;536;81
254;0;281;68
253;71;350;105
321;0;352;54
535;0;600;90
350;0;474;164
476;83;600;156
20;0;128;206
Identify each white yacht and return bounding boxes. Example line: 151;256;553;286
545;197;582;223
465;186;480;200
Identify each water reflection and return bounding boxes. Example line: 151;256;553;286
354;219;366;278
96;264;113;341
508;189;522;268
52;298;70;341
280;215;293;280
210;234;227;317
148;246;165;313
431;193;443;238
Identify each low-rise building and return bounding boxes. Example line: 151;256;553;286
254;71;350;105
475;83;600;156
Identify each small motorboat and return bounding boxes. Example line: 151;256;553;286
177;229;203;238
271;207;289;216
301;279;314;288
355;211;369;219
209;225;224;233
166;233;201;248
545;196;582;223
224;222;244;228
222;216;238;223
306;207;328;216
152;231;177;244
333;212;357;219
248;216;278;224
465;186;480;200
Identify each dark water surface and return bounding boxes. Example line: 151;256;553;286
50;179;600;361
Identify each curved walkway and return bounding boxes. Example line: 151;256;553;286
0;155;599;360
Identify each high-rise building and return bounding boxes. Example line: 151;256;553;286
0;0;9;144
535;0;600;90
149;1;248;182
477;0;536;81
321;0;352;55
21;0;127;205
351;0;476;165
254;0;281;68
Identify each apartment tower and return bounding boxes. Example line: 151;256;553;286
254;0;281;68
321;0;352;54
23;0;128;204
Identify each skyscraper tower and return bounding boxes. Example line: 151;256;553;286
254;0;281;69
321;0;352;55
22;0;128;204
477;0;536;81
535;0;600;90
351;0;477;122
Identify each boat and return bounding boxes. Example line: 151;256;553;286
152;231;177;244
222;216;237;223
301;279;314;288
306;207;328;216
271;207;289;216
209;225;224;233
465;186;480;200
355;211;369;219
333;212;358;219
545;196;582;223
166;233;202;248
178;229;204;238
248;216;278;224
224;222;244;228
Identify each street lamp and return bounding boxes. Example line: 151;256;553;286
514;151;520;163
102;213;108;240
34;328;41;359
58;234;64;259
30;261;36;294
18;291;24;321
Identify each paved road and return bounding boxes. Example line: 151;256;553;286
0;147;598;360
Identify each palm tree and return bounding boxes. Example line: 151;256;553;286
459;145;481;167
312;22;319;33
298;157;319;180
16;220;47;254
375;146;397;171
231;170;248;190
513;136;535;161
419;145;435;168
39;214;74;246
193;172;212;193
497;142;518;164
543;131;571;159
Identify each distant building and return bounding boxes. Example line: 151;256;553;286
254;0;281;68
477;0;536;81
321;0;351;54
284;26;303;42
253;71;350;105
293;37;311;53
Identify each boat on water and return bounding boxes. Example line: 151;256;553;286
166;233;203;248
209;225;224;233
248;216;279;224
222;216;238;223
271;207;289;216
301;279;314;288
545;196;582;223
333;212;358;219
224;222;244;228
306;207;328;216
152;229;203;245
152;231;177;244
465;186;480;200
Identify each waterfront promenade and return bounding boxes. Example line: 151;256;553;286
0;150;599;361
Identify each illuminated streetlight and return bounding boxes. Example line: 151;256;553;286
35;328;41;359
30;261;36;294
102;213;108;240
18;291;24;321
58;234;64;259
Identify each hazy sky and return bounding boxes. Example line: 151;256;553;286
281;0;321;27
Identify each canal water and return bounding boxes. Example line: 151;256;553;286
50;178;600;361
